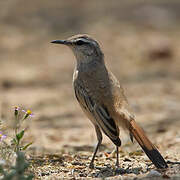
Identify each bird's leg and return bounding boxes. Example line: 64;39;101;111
89;126;102;169
89;140;101;169
115;146;119;167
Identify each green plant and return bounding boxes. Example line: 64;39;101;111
0;151;33;180
0;106;34;180
12;107;33;152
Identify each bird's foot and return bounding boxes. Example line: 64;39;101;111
115;160;119;168
89;162;94;169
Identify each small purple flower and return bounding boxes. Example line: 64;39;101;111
0;131;6;142
22;109;34;120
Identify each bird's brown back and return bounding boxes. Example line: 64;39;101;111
73;59;133;129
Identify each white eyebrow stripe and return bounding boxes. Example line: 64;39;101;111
74;38;89;44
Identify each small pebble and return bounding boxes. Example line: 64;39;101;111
146;170;161;177
115;167;127;175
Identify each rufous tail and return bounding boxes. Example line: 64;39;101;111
129;120;168;169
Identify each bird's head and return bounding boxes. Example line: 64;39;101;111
51;34;104;63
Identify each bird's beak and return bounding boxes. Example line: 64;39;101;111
51;40;71;45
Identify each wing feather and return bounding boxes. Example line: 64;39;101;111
74;84;120;146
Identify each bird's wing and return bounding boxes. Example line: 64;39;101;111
94;105;121;146
74;84;121;146
74;84;95;113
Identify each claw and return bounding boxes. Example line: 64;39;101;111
89;162;94;169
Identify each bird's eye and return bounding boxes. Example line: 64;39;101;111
76;40;85;45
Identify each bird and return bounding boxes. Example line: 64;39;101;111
51;34;168;169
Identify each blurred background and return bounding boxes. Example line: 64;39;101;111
0;0;180;157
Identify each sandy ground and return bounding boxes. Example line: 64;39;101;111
0;0;180;179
